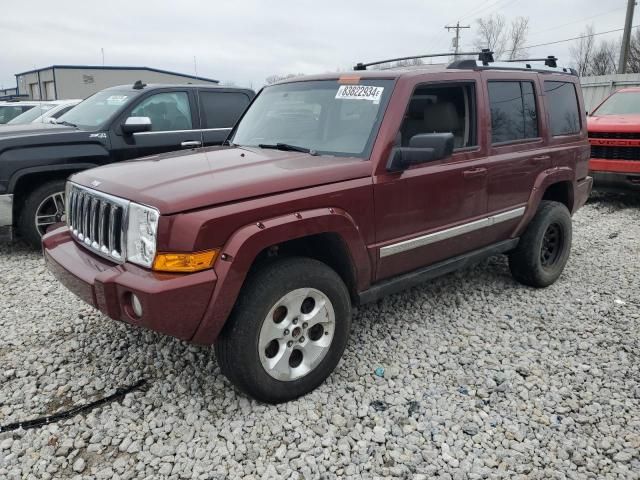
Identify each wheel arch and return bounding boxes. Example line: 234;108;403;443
513;167;576;237
10;164;98;218
190;207;371;345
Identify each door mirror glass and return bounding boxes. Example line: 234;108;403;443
121;116;152;134
387;133;454;172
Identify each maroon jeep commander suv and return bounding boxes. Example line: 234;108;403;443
44;52;592;403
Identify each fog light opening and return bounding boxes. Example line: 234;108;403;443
130;293;143;318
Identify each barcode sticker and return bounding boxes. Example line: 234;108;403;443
335;85;384;104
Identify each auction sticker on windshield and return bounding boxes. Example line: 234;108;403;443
335;85;384;104
106;95;129;105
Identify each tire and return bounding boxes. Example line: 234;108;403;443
18;180;67;249
215;257;352;403
509;200;572;288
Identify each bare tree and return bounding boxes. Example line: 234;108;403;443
569;25;595;76
475;14;508;58
506;17;529;60
627;29;640;73
590;39;618;76
474;15;530;60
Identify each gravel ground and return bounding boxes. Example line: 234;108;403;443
1;193;639;480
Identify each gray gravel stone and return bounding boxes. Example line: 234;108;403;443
0;193;638;479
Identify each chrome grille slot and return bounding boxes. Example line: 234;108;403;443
66;183;129;263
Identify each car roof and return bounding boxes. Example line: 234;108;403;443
274;63;578;85
103;83;254;93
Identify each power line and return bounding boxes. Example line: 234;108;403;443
528;6;627;37
523;24;639;50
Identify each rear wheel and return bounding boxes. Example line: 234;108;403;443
509;200;572;288
18;180;67;248
215;257;351;403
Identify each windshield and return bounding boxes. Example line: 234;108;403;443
0;105;34;124
57;90;135;128
7;104;55;124
231;79;394;157
593;91;640;115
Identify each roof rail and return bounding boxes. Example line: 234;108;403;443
353;49;494;70
504;56;558;68
448;56;576;76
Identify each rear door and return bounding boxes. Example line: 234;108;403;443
197;89;253;146
482;73;550;238
109;89;203;161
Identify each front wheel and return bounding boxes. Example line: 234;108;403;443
509;200;572;288
18;180;67;248
215;257;352;403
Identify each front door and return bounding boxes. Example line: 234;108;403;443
373;81;490;281
110;90;203;161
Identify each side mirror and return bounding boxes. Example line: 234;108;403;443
121;116;152;134
386;133;454;172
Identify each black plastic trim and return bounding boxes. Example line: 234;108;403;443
358;238;520;305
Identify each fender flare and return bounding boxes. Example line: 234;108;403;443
190;207;370;344
8;164;100;192
513;167;574;237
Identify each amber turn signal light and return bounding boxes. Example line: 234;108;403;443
152;250;218;273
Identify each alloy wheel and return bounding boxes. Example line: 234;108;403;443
34;191;66;236
258;288;335;381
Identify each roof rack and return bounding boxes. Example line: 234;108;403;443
448;57;576;75
353;49;495;70
505;56;559;68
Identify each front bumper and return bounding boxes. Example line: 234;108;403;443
0;194;13;241
43;225;217;341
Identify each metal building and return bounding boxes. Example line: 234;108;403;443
14;65;219;100
580;73;640;112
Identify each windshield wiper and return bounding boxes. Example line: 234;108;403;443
258;143;318;155
55;120;78;128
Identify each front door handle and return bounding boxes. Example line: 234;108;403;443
181;140;202;148
462;167;487;179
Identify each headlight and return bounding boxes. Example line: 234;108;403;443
126;202;159;268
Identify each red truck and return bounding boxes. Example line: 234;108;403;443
43;53;592;402
588;87;640;191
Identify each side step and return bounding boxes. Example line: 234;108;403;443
358;238;519;305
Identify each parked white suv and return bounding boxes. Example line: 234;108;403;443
5;99;82;125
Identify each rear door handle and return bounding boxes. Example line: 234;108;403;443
530;155;550;163
181;140;202;148
462;167;487;179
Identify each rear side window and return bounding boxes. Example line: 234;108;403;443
488;81;539;144
199;91;251;129
544;81;581;136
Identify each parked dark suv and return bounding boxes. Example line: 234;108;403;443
0;82;254;246
44;53;592;403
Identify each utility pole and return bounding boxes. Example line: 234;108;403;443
618;0;636;73
445;21;471;55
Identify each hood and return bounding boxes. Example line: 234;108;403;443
587;114;640;133
0;123;100;151
72;146;372;215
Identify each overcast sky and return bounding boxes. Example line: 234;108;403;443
0;0;632;91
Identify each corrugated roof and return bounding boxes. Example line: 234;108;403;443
14;65;218;83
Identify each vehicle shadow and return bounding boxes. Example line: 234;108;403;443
587;190;640;210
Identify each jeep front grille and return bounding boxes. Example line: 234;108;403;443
66;183;128;262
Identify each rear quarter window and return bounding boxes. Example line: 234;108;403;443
199;91;251;129
544;81;581;136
